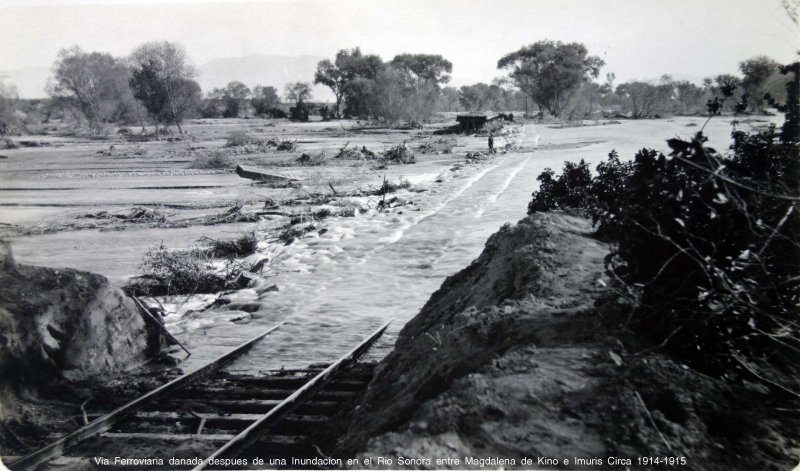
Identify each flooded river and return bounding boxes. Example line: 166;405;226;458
5;117;752;373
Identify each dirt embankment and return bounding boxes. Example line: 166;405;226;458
0;241;159;454
335;213;799;470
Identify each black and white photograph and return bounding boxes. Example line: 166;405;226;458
0;1;798;469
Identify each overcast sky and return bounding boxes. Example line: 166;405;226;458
1;0;797;88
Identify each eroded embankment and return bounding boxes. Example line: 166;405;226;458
335;212;799;470
0;242;160;456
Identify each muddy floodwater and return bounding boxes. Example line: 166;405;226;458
0;116;764;372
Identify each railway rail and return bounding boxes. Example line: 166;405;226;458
8;319;392;470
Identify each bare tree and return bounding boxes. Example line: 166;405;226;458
284;82;312;106
49;46;136;128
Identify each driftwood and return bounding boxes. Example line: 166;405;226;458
235;165;297;185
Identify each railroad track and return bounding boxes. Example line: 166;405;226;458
8;319;392;470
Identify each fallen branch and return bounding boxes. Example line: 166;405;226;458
634;390;673;452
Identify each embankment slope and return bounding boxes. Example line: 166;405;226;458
336;212;799;470
0;242;156;455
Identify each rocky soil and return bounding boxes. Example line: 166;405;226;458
335;212;800;470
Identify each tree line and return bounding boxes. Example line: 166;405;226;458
0;39;790;136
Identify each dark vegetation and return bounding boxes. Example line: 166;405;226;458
527;63;800;380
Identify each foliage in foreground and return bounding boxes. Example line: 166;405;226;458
527;63;800;376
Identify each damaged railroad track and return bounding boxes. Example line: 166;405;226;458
8;319;392;470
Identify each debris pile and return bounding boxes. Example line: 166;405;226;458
382;142;415;164
416;136;456;155
296;152;328;166
124;244;230;296
225;132;298;154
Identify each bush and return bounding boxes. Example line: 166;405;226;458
527;160;593;213
225;131;263;147
190;151;232;169
0;137;18;149
527;66;800;376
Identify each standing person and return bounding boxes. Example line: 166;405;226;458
488;132;494;153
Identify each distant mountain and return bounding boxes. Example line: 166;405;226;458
0;67;51;99
197;54;333;101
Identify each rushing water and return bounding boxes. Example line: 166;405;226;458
4;117;754;373
151;117;745;373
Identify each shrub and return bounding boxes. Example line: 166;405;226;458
527;159;593;213
527;64;800;376
225;131;263;147
0;137;18;149
190;151;232;169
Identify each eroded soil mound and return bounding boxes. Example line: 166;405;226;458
0;241;158;454
335;213;800;470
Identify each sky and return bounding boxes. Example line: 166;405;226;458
0;0;797;96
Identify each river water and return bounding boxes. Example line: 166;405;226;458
151;117;744;373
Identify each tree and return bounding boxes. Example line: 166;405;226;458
284;82;312;121
49;46;137;128
314;59;346;118
673;80;706;114
616;81;661;118
335;48;384;118
221;81;251;118
129;41;198;134
201;88;225;118
0;79;19;135
390;53;452;89
435;86;461;112
284;82;312;106
251;85;280;117
129;60;201;131
458;83;504;111
739;56;780;112
497;40;604;118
